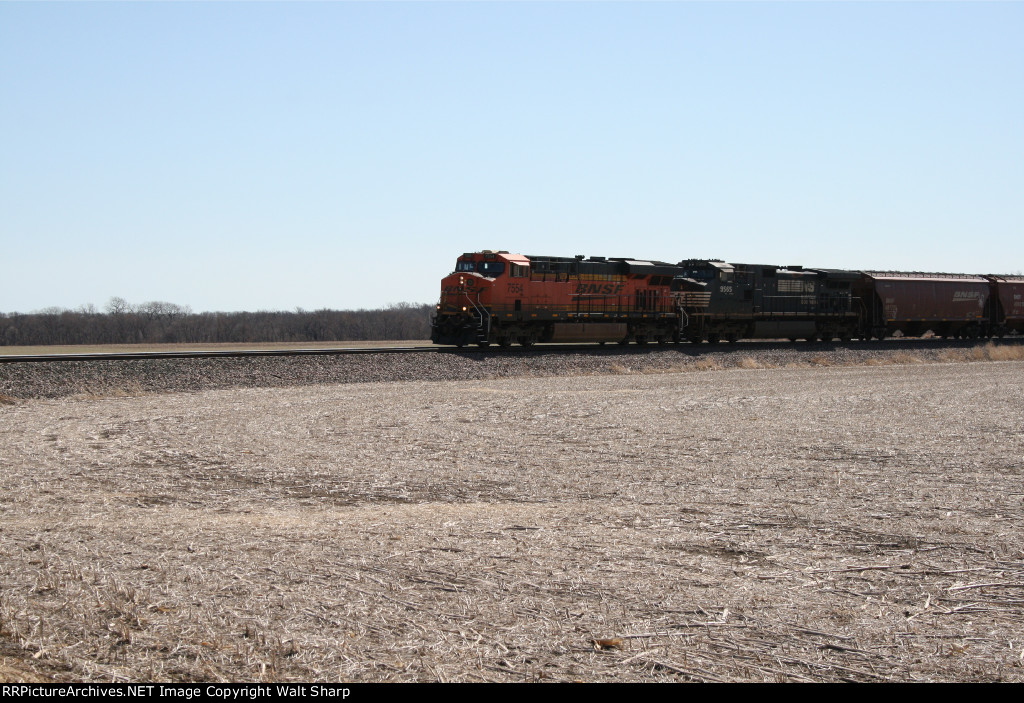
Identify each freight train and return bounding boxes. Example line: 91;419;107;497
430;251;1024;347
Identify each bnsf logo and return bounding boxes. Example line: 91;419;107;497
442;280;477;294
575;283;625;295
951;290;985;308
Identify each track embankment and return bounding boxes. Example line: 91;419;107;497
1;341;1021;400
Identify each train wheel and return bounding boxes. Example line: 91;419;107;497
477;341;491;348
635;336;648;346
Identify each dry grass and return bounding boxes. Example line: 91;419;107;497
975;342;1024;361
651;342;1021;376
1;361;1022;682
986;343;1024;361
937;342;1024;364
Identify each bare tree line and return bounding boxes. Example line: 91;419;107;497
0;298;433;346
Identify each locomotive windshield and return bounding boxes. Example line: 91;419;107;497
683;267;715;281
455;260;506;276
478;262;505;276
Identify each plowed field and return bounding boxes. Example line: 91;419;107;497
1;361;1022;682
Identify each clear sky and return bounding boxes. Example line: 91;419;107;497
2;1;1022;313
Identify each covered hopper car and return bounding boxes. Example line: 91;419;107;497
986;275;1024;336
854;272;992;340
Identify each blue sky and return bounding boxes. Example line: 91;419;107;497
2;1;1022;313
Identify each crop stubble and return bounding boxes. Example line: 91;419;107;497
1;360;1022;682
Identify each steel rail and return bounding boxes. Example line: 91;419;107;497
0;345;441;363
0;336;1017;364
0;343;619;362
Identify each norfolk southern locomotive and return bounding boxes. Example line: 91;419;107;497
431;251;1024;347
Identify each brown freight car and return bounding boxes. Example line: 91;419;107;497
856;272;991;339
987;275;1024;336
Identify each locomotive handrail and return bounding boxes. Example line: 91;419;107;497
464;291;491;338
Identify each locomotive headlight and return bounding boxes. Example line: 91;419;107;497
461;306;468;312
459;276;464;285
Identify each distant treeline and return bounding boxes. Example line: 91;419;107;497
0;298;434;346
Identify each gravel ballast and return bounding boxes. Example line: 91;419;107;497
1;340;1020;400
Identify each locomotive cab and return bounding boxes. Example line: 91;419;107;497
454;255;511;279
432;251;530;347
671;260;748;342
671;260;731;293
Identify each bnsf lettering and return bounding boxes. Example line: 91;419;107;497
575;283;625;295
442;281;477;294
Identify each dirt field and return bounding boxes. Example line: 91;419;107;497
1;360;1022;682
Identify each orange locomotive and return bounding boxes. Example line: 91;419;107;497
431;251;682;347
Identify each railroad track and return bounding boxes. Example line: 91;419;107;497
0;345;439;363
1;336;1018;364
0;343;612;363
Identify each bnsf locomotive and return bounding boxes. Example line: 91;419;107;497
431;251;1024;347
